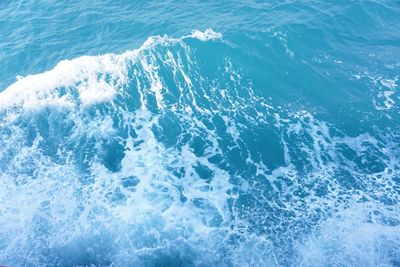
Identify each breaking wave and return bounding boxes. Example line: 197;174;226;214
0;29;399;266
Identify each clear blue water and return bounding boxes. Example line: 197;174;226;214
0;1;400;266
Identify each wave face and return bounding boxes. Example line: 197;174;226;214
1;2;400;266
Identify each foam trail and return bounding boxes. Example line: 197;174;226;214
1;28;400;267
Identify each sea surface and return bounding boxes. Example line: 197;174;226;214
0;1;400;266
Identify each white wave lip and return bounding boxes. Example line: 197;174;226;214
0;28;222;111
189;28;222;41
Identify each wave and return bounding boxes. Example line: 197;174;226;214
0;29;399;266
0;29;275;266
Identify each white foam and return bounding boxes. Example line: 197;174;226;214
189;28;222;41
297;202;400;267
380;78;397;90
0;54;127;110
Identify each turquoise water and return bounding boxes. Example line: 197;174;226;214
1;1;400;266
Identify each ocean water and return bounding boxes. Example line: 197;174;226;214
0;1;400;266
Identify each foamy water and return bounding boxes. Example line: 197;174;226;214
1;2;400;266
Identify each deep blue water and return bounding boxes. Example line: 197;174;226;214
0;1;400;266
